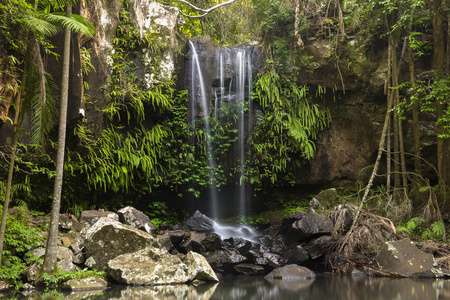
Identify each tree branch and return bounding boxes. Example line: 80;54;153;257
163;0;238;18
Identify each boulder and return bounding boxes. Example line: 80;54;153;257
234;263;265;276
25;247;76;282
307;198;324;213
256;253;288;268
157;233;174;252
180;232;207;254
107;246;189;285
79;210;119;227
376;238;444;277
186;210;215;233
84;217;159;270
264;264;315;280
181;251;219;282
59;214;83;231
201;233;222;252
117;206;156;234
284;213;334;244
205;249;247;271
61;277;107;291
304;235;334;260
8;206;33;223
283;244;310;265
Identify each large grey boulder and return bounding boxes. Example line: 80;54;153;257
181;251;219;282
376;238;444;277
205;249;247;271
107;246;189;285
107;247;218;285
79;210;119;227
283;213;334;244
187;210;215;232
265;264;316;280
84;217;159;270
117;206;155;234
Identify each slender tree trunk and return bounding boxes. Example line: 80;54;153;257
408;35;421;186
391;32;401;196
386;41;392;194
0;70;27;266
42;1;72;274
433;0;449;186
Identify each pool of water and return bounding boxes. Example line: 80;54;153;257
10;275;450;299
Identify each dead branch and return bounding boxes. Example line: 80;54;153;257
164;0;238;18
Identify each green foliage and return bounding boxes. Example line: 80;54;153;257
42;268;106;287
0;205;44;287
146;201;179;228
250;67;331;187
398;218;446;241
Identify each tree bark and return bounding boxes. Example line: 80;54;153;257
0;69;27;266
42;1;72;274
168;0;237;18
433;0;449;185
408;35;421;186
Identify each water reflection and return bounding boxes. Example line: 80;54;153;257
7;275;450;299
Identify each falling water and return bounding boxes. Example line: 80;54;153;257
236;50;247;216
189;41;219;217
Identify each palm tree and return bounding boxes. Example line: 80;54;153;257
0;0;94;267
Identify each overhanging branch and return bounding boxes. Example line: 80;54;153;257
163;0;238;18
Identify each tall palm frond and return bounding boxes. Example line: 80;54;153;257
24;15;61;36
42;12;95;37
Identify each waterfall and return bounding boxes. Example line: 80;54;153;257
188;41;219;217
188;41;256;219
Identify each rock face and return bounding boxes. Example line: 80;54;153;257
265;264;316;280
187;210;215;232
107;246;190;285
84;217;159;270
117;206;156;234
80;210;119;227
25;247;77;282
107;247;218;285
282;212;334;245
376;238;444;277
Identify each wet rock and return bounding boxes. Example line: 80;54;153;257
107;246;189;285
258;253;288;268
265;264;315;280
79;210;119;227
205;249;247;271
304;235;334;260
201;233;222;251
187;210;215;233
283;244;310;265
84;217;159;270
181;251;219;282
234;263;266;276
284;213;333;244
59;214;83;231
62;277;107;291
20;283;35;291
180;231;207;254
376;238;444;277
117;206;156;234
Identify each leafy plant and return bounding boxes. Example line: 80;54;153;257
42;268;106;287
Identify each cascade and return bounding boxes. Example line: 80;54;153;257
188;41;219;217
187;40;261;221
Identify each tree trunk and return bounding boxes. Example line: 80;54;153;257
0;69;27;266
433;0;449;185
408;35;421;186
42;1;72;274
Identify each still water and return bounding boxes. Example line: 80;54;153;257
12;275;450;299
